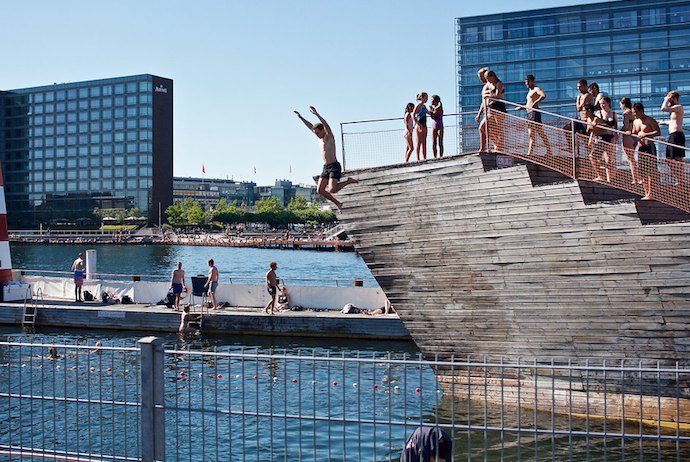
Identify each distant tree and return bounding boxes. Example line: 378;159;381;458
165;198;204;226
254;196;284;214
287;196;309;213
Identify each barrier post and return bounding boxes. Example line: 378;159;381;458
571;123;577;178
139;336;166;462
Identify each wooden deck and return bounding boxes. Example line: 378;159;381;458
338;153;690;365
0;299;408;340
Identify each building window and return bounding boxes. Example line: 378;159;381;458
671;71;690;92
640;51;668;72
533;40;556;58
586;55;611;76
533;18;555;36
640;30;668;49
507;21;529;39
640;8;666;26
670;5;690;23
613;53;640;74
139;81;151;93
585;36;611;54
464;26;479;43
612;33;638;52
483;24;503;41
78;88;88;98
671;49;690;69
587;14;609;31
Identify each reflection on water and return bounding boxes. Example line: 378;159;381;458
11;243;376;285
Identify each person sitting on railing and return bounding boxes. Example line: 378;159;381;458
474;67;491;152
631;103;661;201
484;70;506;152
522;74;553;157
588;96;618;182
619;97;641;185
660;91;686;186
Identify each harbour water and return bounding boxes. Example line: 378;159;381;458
10;242;377;286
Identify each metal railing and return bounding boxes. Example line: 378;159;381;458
485;99;690;214
1;337;689;461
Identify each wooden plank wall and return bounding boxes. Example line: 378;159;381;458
339;154;690;365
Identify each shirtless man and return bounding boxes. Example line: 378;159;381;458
660;91;686;185
170;261;186;311
474;67;491;152
523;74;553;157
204;258;219;309
631;103;661;200
264;261;278;315
71;253;85;302
588;82;605;110
570;79;595;156
294;106;358;211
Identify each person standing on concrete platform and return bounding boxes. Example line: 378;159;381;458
71;253;85;302
294;106;358;212
660;91;686;186
265;261;279;315
204;258;219;310
475;67;491;152
170;261;186;311
400;426;453;462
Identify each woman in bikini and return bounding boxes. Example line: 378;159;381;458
413;92;428;161
589;96;618;182
429;95;444;158
403;103;415;162
484;70;506;152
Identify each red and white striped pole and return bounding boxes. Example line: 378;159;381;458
0;164;13;283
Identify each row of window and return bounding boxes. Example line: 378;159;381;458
29;81;152;104
31;152;152;166
460;54;690;85
31;166;152;181
460;6;690;42
30;131;153;148
29;178;151;194
28;94;153;114
29;106;152;121
30;119;151;136
459;29;689;65
29;144;153;159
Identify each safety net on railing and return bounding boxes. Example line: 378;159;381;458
485;100;690;214
341;114;472;170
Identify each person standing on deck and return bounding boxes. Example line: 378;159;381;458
71;253;85;303
522;74;553;157
294;106;358;212
660;91;686;186
429;95;444;158
170;261;186;311
265;261;279;315
475;67;491;152
204;258;219;310
413;92;429;160
631;103;661;201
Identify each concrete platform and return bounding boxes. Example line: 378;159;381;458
0;299;410;340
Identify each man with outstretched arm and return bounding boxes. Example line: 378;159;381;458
294;106;358;211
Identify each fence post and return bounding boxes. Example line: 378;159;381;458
571;122;577;179
139;336;166;462
340;122;347;171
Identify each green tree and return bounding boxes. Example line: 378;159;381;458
254;196;284;214
287;196;309;213
165;198;204;226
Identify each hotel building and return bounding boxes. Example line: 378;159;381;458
0;74;173;227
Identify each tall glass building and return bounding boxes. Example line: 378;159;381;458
456;0;690;150
0;74;173;227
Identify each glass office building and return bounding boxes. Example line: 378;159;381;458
456;0;690;150
0;74;173;227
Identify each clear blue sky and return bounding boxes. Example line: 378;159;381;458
3;0;607;186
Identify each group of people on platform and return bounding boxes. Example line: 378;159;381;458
404;93;445;162
471;67;685;201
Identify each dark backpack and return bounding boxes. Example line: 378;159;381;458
83;291;94;302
